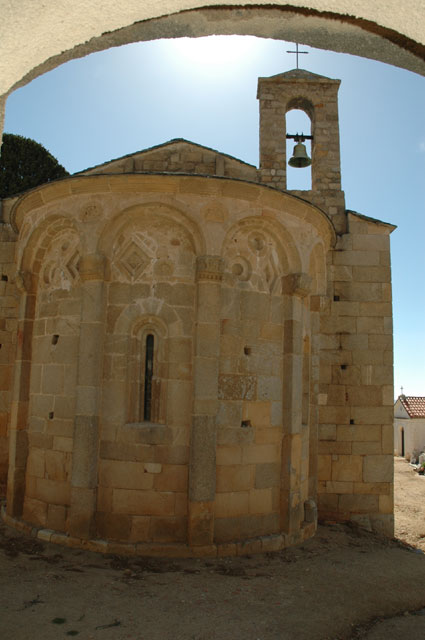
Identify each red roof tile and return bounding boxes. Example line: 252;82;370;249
399;396;425;418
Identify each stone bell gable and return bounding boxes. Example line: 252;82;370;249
0;69;395;557
257;68;346;233
80;138;258;182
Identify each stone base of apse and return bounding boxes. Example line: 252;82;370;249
1;507;316;558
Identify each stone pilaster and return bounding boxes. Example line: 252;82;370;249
6;271;35;517
68;254;105;539
188;255;223;546
280;273;312;534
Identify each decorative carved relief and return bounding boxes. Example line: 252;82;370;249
115;238;151;281
224;226;282;293
196;255;224;282
40;233;80;291
110;217;194;283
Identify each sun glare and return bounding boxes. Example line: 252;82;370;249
168;35;258;71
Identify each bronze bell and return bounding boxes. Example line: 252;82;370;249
288;141;312;168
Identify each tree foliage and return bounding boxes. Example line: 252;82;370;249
0;133;69;199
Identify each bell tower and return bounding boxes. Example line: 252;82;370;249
257;69;346;233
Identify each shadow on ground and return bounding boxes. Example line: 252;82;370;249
1;518;425;640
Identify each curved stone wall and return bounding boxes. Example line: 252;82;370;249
5;174;334;555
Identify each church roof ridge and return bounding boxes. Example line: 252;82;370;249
75;138;256;175
346;209;397;232
259;68;340;82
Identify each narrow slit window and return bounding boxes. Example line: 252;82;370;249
143;334;154;421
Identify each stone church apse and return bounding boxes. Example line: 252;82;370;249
1;70;395;556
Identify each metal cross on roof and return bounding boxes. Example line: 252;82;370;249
286;43;309;69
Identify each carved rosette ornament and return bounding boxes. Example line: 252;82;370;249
224;227;281;293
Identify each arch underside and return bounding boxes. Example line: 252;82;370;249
3;4;425;101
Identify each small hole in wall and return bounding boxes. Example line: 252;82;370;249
241;420;252;428
244;346;251;356
0;344;2;350
350;419;355;425
333;295;340;301
48;412;54;420
51;334;59;345
1;275;8;282
341;364;347;370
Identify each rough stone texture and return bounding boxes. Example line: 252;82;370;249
0;68;396;552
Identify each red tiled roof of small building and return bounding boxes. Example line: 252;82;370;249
399;396;425;418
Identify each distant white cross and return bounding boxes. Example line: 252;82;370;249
286;43;309;69
401;386;404;395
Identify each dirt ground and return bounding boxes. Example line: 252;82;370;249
1;456;425;640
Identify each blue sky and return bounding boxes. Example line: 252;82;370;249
4;36;425;398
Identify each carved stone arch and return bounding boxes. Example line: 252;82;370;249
98;201;205;282
308;242;327;296
221;215;301;293
18;215;82;291
113;299;180;336
286;96;314;120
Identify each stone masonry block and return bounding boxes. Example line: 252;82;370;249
96;512;132;541
337;425;381;442
331;455;363;482
129;516;151;543
99;460;154;491
47;504;67;532
354;482;391;495
242;443;280;465
363;455;393;483
45;450;69;483
318;454;332;481
150;516;187;543
352;442;382;455
254;427;282;445
382;425;394;454
338;494;379;513
379;494;393;514
324;481;353;494
249;488;273;514
319;441;352;455
23;497;47;528
319;424;336;441
254;462;280;489
216;464;255;493
242;401;271;427
214;491;249;518
36;477;70;506
351;406;393;425
154;464;188;492
113;489;175;516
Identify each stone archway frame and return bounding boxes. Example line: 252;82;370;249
6;214;82;519
98;198;206;269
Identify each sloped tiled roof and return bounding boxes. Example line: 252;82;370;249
399;396;425;418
